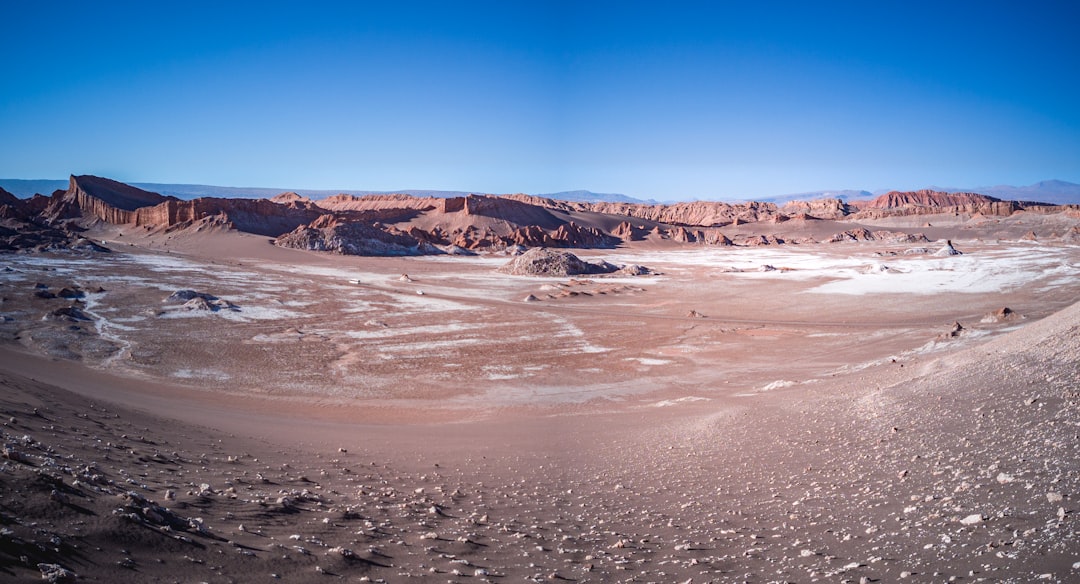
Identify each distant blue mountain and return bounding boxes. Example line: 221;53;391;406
2;178;1076;205
0;179;69;197
0;179;489;200
534;190;651;204
745;189;875;204
931;180;1080;205
0;178;650;204
136;184;492;200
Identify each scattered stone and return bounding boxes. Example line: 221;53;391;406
959;514;983;525
43;305;91;322
57;287;84;299
37;563;77;584
940;321;965;339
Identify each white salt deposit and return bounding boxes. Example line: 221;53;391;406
760;380;797;391
651;396;710;407
172;368;231;381
343;322;487;340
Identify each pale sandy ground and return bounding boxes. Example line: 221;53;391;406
1;213;1079;582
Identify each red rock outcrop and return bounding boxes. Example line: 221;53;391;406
458;195;563;229
863;190;997;208
611;221;636;240
828;229;930;243
269;192;309;204
504;195;782;226
41;175;173;223
0;187;27;220
36;176;328;237
133;197;327;236
275;214;439;256
0;185;93;252
780;198;851;220
315;194;440;213
853;190;1025;218
670;226;695;243
703;231;733;245
549;222;615;247
579;200;779;226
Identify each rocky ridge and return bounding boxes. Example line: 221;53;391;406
5;176;1078;255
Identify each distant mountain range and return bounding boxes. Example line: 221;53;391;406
0;180;486;201
0;179;649;204
1;178;1077;205
744;189;876;205
534;190;656;204
929;180;1080;206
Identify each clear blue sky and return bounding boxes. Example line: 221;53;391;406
2;1;1078;200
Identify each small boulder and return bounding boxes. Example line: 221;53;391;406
37;563;77;584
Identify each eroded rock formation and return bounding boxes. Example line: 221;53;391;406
274;214;440;256
7;175;1076;257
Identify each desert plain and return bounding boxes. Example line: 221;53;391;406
1;180;1079;583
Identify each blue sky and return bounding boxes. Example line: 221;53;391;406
2;1;1078;200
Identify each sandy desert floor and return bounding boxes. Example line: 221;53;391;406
1;213;1079;582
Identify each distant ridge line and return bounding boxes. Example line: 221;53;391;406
0;178;1077;205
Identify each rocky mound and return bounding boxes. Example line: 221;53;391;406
269;191;309;204
43;305;92;322
828;229;930;243
275;215;440;256
164;290;238;312
0;186;25;218
0;186;103;251
498;248;633;276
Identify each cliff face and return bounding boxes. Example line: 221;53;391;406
509;195;829;226
852;189;1028;218
586;200;780;226
37;176;328;237
129;198;325;237
16;175;1077;255
863;190;998;208
459;195;564;229
68;175;172;211
314;194;440;213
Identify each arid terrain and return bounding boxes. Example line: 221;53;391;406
1;177;1079;582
